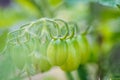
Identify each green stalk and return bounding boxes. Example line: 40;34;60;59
41;0;54;18
30;0;45;17
30;0;54;17
66;72;74;80
77;65;88;80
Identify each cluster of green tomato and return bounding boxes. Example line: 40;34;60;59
6;18;99;73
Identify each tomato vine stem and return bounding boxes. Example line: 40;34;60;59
66;72;74;80
77;65;88;80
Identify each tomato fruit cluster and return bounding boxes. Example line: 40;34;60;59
47;39;68;66
47;20;91;71
8;31;35;70
47;35;89;71
7;18;99;72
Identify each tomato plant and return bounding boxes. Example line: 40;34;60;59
0;0;120;80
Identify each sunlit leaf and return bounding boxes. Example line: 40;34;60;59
65;0;120;7
15;0;40;17
0;7;31;27
0;29;8;53
48;0;62;6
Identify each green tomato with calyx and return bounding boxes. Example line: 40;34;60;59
9;44;31;70
71;37;83;65
77;35;90;64
47;39;68;66
60;38;81;71
32;53;51;72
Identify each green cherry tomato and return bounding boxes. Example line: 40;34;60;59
9;44;31;70
31;37;51;72
47;39;68;66
32;53;51;72
77;35;90;64
71;37;82;65
60;38;81;71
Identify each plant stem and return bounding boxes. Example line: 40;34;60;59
66;72;74;80
77;65;88;80
30;0;45;17
30;0;54;18
41;0;54;18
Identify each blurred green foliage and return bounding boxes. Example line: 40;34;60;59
0;0;120;80
0;29;8;53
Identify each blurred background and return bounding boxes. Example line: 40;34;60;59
0;0;120;80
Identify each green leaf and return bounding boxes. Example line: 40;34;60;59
48;0;62;6
65;0;120;7
98;0;120;7
89;2;120;22
15;0;40;17
0;29;8;53
0;3;37;28
95;0;120;7
77;65;88;80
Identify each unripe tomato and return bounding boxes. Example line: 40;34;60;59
77;35;90;64
9;44;31;70
8;31;36;70
60;38;81;71
71;37;82;64
32;53;51;72
47;39;68;66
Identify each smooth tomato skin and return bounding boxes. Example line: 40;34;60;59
47;39;68;66
71;37;82;64
77;35;90;64
38;57;51;72
31;37;52;72
32;53;51;72
60;39;80;71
